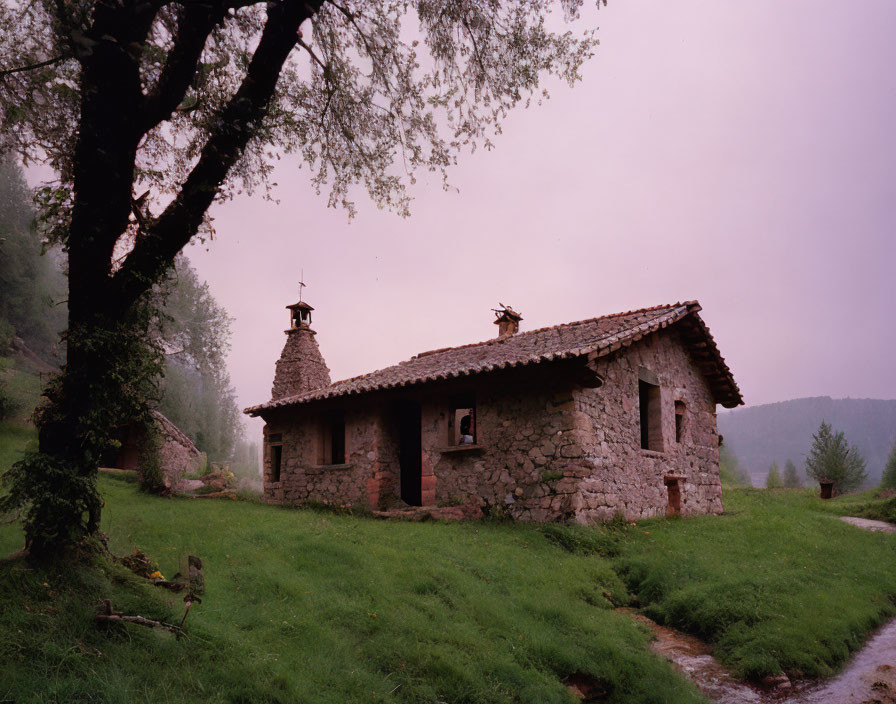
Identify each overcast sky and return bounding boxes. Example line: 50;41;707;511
175;1;896;438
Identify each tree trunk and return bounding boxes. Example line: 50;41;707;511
17;0;322;558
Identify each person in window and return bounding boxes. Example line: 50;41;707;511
459;410;474;444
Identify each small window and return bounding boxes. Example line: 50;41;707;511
318;414;346;465
639;378;663;452
448;395;476;445
675;401;686;443
330;419;345;464
270;444;282;482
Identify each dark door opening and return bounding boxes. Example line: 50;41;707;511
398;402;422;506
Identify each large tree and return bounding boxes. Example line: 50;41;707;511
0;0;603;555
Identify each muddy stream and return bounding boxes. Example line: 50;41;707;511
624;610;896;704
618;517;896;704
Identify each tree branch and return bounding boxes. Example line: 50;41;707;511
141;3;225;133
0;55;68;77
113;0;323;309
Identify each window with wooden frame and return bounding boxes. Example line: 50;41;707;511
318;414;346;465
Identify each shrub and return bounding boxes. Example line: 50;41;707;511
880;442;896;490
137;423;166;494
540;523;621;557
805;421;867;495
765;462;782;489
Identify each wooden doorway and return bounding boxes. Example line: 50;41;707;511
398;402;422;506
664;475;685;516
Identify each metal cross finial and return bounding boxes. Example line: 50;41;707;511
298;268;306;302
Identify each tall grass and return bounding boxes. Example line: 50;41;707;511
614;488;896;680
0;476;703;704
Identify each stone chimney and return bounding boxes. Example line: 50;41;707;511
271;298;331;400
493;304;523;337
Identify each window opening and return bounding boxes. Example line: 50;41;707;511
675;401;686;443
270;444;282;482
330;418;345;464
449;395;476;445
319;414;346;465
639;378;663;451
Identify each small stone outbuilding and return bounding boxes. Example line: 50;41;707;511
112;410;203;489
245;299;742;523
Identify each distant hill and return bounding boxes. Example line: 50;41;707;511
718;397;896;487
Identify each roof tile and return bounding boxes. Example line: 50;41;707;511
245;301;742;414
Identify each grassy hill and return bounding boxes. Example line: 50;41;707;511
0;351;44;473
2;479;896;703
718;396;896;485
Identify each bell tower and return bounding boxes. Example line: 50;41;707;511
271;283;331;400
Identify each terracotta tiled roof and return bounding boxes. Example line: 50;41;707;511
245;301;742;415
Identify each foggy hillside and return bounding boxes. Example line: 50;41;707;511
718;397;896;486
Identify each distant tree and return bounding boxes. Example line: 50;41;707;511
881;442;896;490
0;158;66;358
154;256;241;464
782;459;801;489
805;421;868;496
719;440;750;486
765;461;783;489
231;437;260;483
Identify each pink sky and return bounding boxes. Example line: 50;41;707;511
176;1;895;439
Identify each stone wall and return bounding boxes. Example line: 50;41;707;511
420;385;586;522
271;327;331;400
262;405;378;507
260;328;723;523
573;327;723;521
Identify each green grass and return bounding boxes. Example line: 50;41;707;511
0;421;36;475
3;478;896;701
0;354;42;476
0;476;703;704
815;489;896;524
0;354;45;423
614;488;896;681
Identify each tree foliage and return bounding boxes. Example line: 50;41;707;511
804;421;868;496
782;459;801;489
765;461;782;489
719;440;750;487
154;255;241;464
0;0;604;555
881;442;896;491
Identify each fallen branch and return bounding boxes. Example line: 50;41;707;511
187;491;236;500
151;579;186;592
95;599;183;636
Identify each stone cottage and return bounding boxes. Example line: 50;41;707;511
245;299;742;523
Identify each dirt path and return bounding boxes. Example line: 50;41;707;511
839;516;896;533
